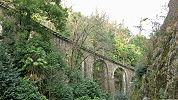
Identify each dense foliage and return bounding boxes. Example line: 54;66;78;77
65;10;148;68
0;43;47;100
0;0;154;99
0;0;109;100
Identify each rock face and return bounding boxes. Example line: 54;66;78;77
142;0;178;99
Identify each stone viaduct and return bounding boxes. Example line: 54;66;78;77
0;2;135;97
50;30;135;95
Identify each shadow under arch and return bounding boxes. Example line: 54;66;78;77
114;67;126;93
93;59;109;91
81;60;87;77
79;53;87;78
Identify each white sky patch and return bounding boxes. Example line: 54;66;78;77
62;0;169;37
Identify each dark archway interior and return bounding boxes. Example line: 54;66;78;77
114;68;124;92
79;53;88;77
93;59;108;91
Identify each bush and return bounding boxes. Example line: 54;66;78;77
15;78;47;100
0;61;19;100
0;43;47;100
71;79;105;99
0;43;20;100
75;96;105;100
114;91;128;100
54;83;74;100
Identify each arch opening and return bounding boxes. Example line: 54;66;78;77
81;60;87;77
114;68;125;93
93;59;109;91
79;53;87;78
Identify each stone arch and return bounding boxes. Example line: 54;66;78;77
93;59;109;91
114;67;127;94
